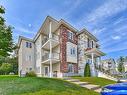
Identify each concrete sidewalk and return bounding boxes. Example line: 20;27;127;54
64;78;102;93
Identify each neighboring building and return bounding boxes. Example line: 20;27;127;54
101;58;117;75
18;16;105;78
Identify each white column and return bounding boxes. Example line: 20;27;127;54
91;53;94;65
49;21;52;78
91;53;95;76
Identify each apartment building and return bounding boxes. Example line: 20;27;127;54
18;16;105;78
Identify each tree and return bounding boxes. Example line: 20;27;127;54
0;6;14;57
0;63;13;75
0;57;18;74
84;63;91;77
118;56;125;73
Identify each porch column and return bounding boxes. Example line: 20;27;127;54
91;53;94;65
91;53;95;76
49;21;52;78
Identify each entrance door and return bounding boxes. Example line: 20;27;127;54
44;66;49;77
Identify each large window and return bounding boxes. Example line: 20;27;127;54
26;42;32;48
68;64;74;73
68;31;73;40
70;47;76;56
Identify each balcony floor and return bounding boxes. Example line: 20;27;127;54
41;59;60;64
42;39;59;50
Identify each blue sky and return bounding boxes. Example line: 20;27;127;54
0;0;127;59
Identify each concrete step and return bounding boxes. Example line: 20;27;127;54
94;88;102;93
66;79;80;82
63;77;72;80
81;84;101;90
73;82;90;85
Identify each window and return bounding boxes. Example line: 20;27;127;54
70;47;76;56
26;55;32;61
68;64;74;73
29;68;32;71
30;43;32;48
26;42;28;47
70;48;73;55
29;55;32;61
73;47;75;55
91;41;94;48
26;42;32;48
87;38;90;48
86;59;92;64
68;31;73;40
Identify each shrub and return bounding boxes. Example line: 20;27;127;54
84;63;91;77
26;71;36;77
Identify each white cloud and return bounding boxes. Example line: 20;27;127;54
113;17;127;25
86;0;127;23
15;27;35;34
92;27;106;34
111;36;121;40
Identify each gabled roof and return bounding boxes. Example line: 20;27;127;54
78;28;99;42
18;16;99;47
33;16;59;42
58;19;79;33
33;16;79;42
18;36;33;47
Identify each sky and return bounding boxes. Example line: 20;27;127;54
0;0;127;59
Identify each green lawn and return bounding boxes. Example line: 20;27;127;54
0;76;99;95
72;77;116;87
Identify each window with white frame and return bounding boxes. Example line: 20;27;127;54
68;31;73;40
70;47;76;56
68;64;74;73
26;42;32;48
26;55;32;61
86;59;92;64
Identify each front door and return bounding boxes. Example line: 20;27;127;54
44;66;49;77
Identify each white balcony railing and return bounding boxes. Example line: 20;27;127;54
42;52;60;62
42;34;59;46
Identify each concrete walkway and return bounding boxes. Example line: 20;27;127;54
64;78;102;93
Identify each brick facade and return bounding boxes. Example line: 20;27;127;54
60;25;78;73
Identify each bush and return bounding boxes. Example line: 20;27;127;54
84;63;91;77
26;71;36;77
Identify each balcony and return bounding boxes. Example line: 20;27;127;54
41;52;60;64
41;34;59;50
85;48;105;57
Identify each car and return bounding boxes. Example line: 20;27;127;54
101;82;127;95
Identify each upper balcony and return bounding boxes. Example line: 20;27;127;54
85;47;105;57
41;34;59;50
41;52;60;64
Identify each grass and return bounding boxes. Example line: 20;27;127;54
72;77;116;87
0;75;99;95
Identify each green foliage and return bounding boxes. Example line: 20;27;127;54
0;6;14;57
0;57;18;75
26;71;36;77
84;63;91;77
0;63;13;74
118;56;125;73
